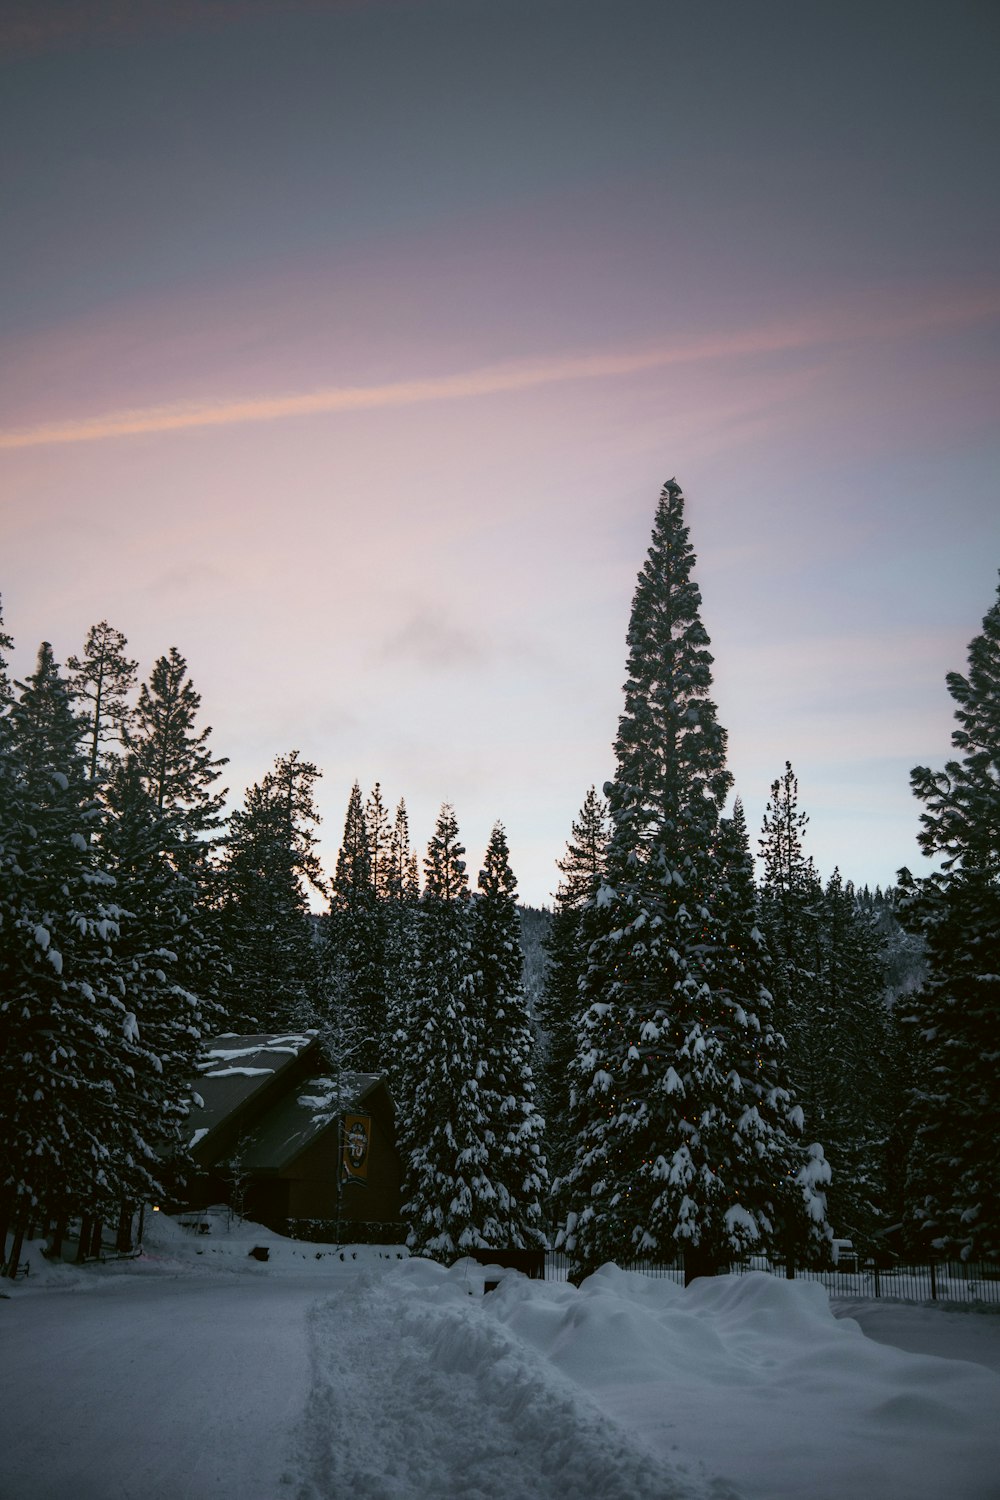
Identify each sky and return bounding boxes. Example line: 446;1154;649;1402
2;0;998;906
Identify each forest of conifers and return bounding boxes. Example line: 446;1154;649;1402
2;480;997;1274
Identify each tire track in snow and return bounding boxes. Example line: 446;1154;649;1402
294;1272;740;1500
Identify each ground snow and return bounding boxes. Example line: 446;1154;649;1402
3;1221;1000;1500
298;1260;730;1500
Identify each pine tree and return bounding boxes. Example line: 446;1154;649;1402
813;869;891;1248
539;788;610;1194
898;574;1000;1259
365;782;393;901
127;646;228;843
100;755;214;1190
326;782;384;1070
711;798;828;1270
387;798;421;903
218;752;324;1032
383;797;420;1098
0;643;143;1248
757;762;823;1042
758;769;893;1250
559;481;829;1282
395;804;492;1258
472;823;549;1248
126;646;228;1005
66;621;137;785
757;762;825;1141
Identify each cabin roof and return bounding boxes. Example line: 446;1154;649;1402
186;1033;385;1168
187;1032;317;1149
239;1072;383;1171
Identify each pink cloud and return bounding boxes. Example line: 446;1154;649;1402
2;287;997;452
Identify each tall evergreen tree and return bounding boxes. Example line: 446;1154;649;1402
67;621;137;785
385;799;419;902
218;752;324;1032
383;797;420;1093
559;481;829;1281
0;643;144;1250
813;869;891;1247
539;787;610;1196
395;805;492;1258
127;646;228;843
365;782;393;902
472;823;549;1248
126;646;228;1003
327;782;383;1070
712;798;827;1269
757;762;823;1042
100;755;214;1188
898;574;1000;1259
758;769;893;1248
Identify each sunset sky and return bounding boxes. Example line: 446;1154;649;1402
2;0;998;906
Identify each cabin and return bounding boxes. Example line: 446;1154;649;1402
181;1033;403;1242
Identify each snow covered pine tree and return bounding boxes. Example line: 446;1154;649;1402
559;480;830;1284
218;751;325;1032
471;823;549;1249
540;787;610;1195
395;805;494;1259
326;781;384;1071
899;572;1000;1260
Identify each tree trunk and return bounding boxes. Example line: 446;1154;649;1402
49;1216;67;1260
89;1219;103;1260
76;1215;92;1263
0;1193;11;1263
5;1222;26;1279
116;1203;133;1253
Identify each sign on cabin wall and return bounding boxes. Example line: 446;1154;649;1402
342;1114;372;1183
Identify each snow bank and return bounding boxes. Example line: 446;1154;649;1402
298;1258;731;1500
298;1259;1000;1500
470;1265;1000;1500
0;1211;407;1298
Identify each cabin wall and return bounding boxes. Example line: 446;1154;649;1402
283;1093;401;1224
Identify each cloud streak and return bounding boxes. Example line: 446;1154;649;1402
3;290;997;452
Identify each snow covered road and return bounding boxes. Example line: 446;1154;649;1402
0;1273;314;1500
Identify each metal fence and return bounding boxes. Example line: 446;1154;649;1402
544;1250;1000;1304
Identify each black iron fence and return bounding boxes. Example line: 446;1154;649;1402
543;1250;1000;1304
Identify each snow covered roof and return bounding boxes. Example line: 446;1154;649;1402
187;1033;318;1150
239;1072;384;1172
186;1035;389;1171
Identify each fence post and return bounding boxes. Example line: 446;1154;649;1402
929;1261;937;1301
873;1264;880;1298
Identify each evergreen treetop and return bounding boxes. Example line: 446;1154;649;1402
67;621;137;785
127;646;228;839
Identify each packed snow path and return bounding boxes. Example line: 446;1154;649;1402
3;1246;1000;1500
296;1261;729;1500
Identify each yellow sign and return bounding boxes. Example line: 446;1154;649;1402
342;1113;372;1182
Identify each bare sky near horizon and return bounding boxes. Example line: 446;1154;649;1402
2;0;998;904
